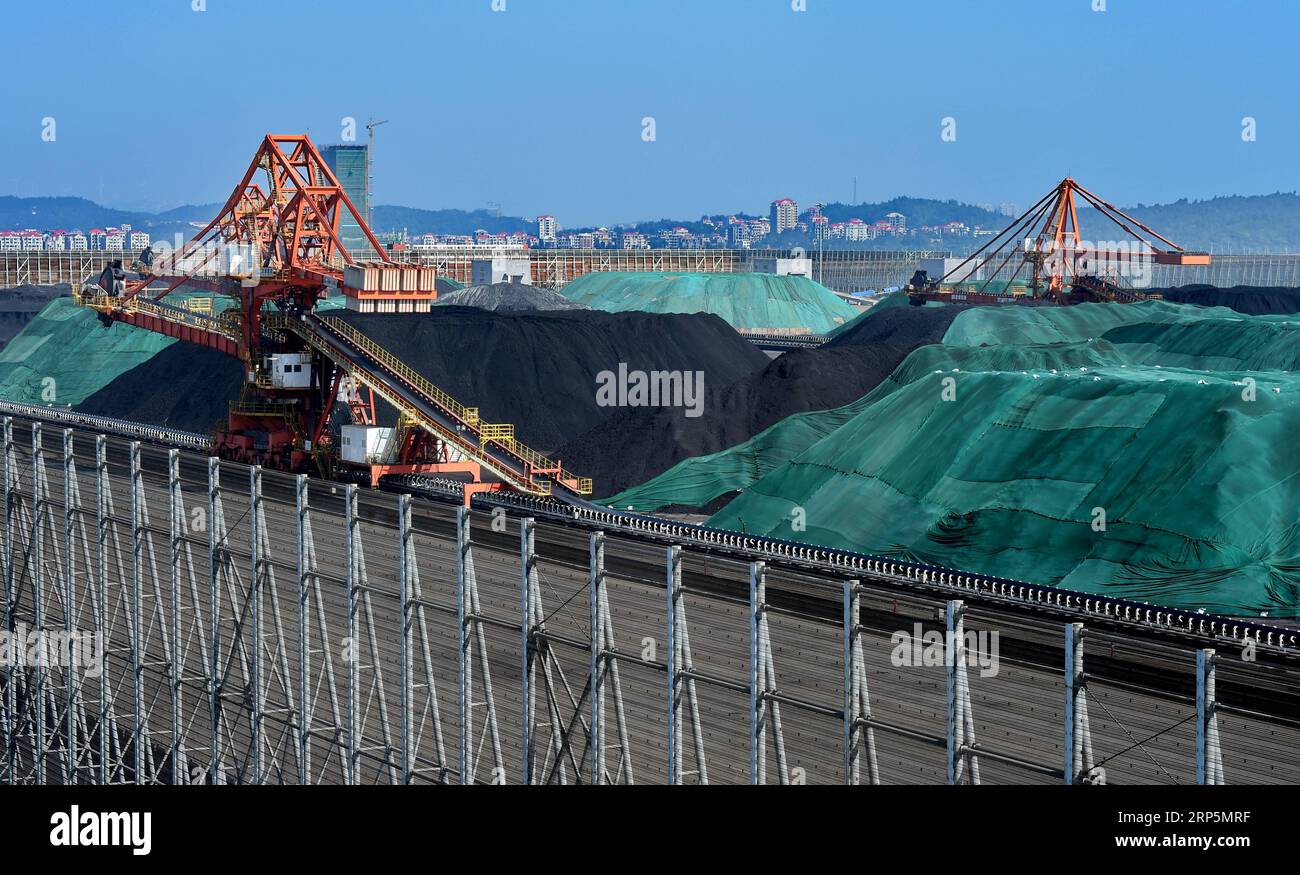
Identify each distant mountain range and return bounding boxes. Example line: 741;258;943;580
371;205;532;236
4;192;1300;253
0;196;221;244
1082;193;1300;253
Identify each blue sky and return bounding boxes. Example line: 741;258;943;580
1;0;1295;225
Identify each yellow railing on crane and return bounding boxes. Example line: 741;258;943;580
230;400;297;417
479;423;515;441
263;314;539;494
73;291;241;344
308;314;592;495
319;315;482;427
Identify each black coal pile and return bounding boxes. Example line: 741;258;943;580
77;306;766;454
1152;284;1300;315
0;284;69;350
557;302;968;496
433;282;588;312
332;306;769;452
825;300;969;348
78;341;243;432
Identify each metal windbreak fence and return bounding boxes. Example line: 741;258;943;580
9;249;1300;295
1;421;1299;785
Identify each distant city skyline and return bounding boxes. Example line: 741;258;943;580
3;0;1298;226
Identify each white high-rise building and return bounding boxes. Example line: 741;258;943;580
769;198;798;234
843;218;872;241
536;214;558;243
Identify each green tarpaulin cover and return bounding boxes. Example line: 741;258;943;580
609;302;1300;616
559;271;859;334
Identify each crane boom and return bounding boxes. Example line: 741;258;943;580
908;177;1211;306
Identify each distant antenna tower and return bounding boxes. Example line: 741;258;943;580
365;118;389;231
853;176;857;204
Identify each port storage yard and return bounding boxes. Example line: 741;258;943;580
0;128;1298;796
9;5;1300;867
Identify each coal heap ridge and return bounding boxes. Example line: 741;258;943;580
433;281;588;312
557;301;970;497
77;306;771;460
78;341;243;432
332;306;770;452
0;284;71;351
1151;284;1300;315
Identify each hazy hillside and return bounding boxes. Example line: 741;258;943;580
1093;193;1300;252
7;191;1300;252
0;196;219;242
370;205;532;236
819;197;1005;229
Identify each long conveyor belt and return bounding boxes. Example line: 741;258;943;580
271;311;594;504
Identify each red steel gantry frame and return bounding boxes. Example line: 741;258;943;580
78;134;592;501
910;177;1211;305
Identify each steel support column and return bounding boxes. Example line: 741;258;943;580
128;440;143;783
666;545;707;785
455;506;470;784
945;600;979;785
1;418;12;784
30;423;45;784
167;450;183;783
248;466;264;784
94;436;107;785
398;494;413;784
292;474;340;785
585;530;632;785
455;506;502;785
520;516;538;784
516;516;581;784
749;562;788;785
589;532;604;785
1197;649;1224;785
344;484;358;786
206;457;223;785
843;579;878;785
520;517;535;783
61;431;77;784
667;546;678;785
1064;622;1097;784
294;475;309;785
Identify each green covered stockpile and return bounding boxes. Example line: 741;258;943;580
559;271;859;334
610;301;1300;616
0;297;181;406
0;293;343;407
